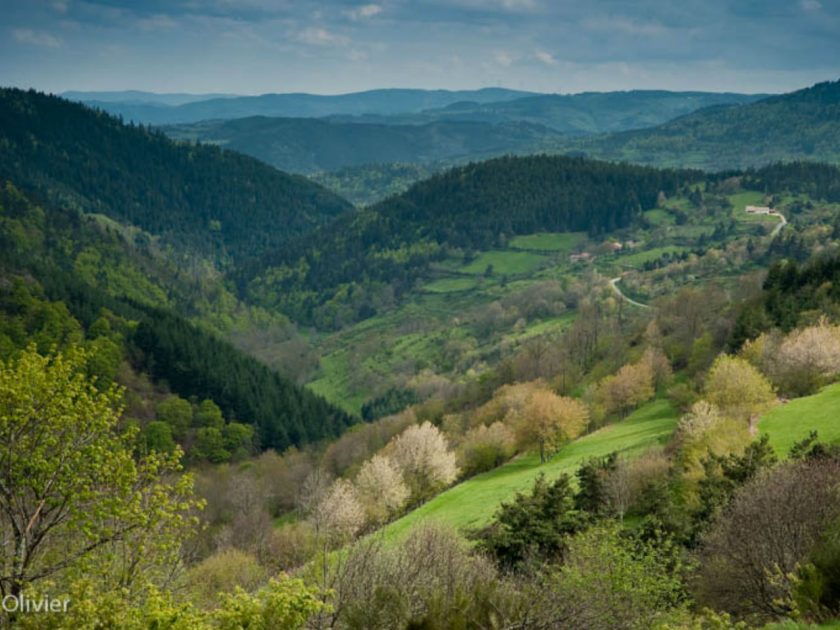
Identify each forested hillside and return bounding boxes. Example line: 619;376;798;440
573;79;840;169
0;88;352;265
162;117;563;174
310;163;436;206
367;89;767;134
0;180;353;453
246;155;699;326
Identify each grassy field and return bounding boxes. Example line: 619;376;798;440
371;383;840;545
728;190;766;212
759;382;840;456
509;231;586;252
381;399;678;541
460;250;547;276
729;191;781;225
422;276;479;293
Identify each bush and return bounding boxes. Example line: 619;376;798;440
525;524;688;629
186;548;268;609
458;421;517;475
354;454;409;524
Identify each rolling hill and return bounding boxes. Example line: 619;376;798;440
162;117;564;174
73;87;536;125
0;181;354;451
244;155;699;327
60;90;240;106
0;88;353;265
348;89;768;134
572;79;840;169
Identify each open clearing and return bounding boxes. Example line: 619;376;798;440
759;382;840;455
509;231;586;252
381;399;678;541
422;276;479;293
460;250;547;275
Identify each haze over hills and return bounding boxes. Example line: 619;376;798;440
163;117;564;174
60;90;241;106
71;87;537;125
572;79;840;169
154;90;769;195
334;90;769;134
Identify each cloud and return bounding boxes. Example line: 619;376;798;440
535;50;556;65
495;50;514;67
296;26;349;46
582;16;669;37
137;14;178;31
12;28;62;48
348;48;369;61
345;4;383;20
801;0;822;11
51;0;69;14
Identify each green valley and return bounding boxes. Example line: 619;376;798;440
5;71;840;629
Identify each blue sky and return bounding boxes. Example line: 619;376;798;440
1;0;839;95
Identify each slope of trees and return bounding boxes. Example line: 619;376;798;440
0;181;354;454
247;155;699;326
0;88;352;265
162;116;563;174
573;79;840;170
134;309;352;450
733;252;840;342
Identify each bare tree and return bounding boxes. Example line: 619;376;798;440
695;458;840;621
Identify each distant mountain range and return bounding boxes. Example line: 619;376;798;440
571;79;840;170
331;90;769;134
60;90;240;107
68;88;536;124
155;90;768;178
59;81;840;204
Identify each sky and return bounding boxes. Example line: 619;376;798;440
1;0;839;96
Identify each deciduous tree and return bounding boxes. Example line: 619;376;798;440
390;422;459;499
704;355;775;422
0;345;200;600
354;454;409;524
513;390;588;463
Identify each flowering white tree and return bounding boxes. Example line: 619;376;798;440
676;400;721;440
355;454;410;524
771;321;840;396
391;422;459;499
311;479;366;541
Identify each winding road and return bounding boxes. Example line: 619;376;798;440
608;209;787;311
609;276;650;309
769;210;787;237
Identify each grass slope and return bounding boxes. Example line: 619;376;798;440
382;399;678;541
759;382;840;456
